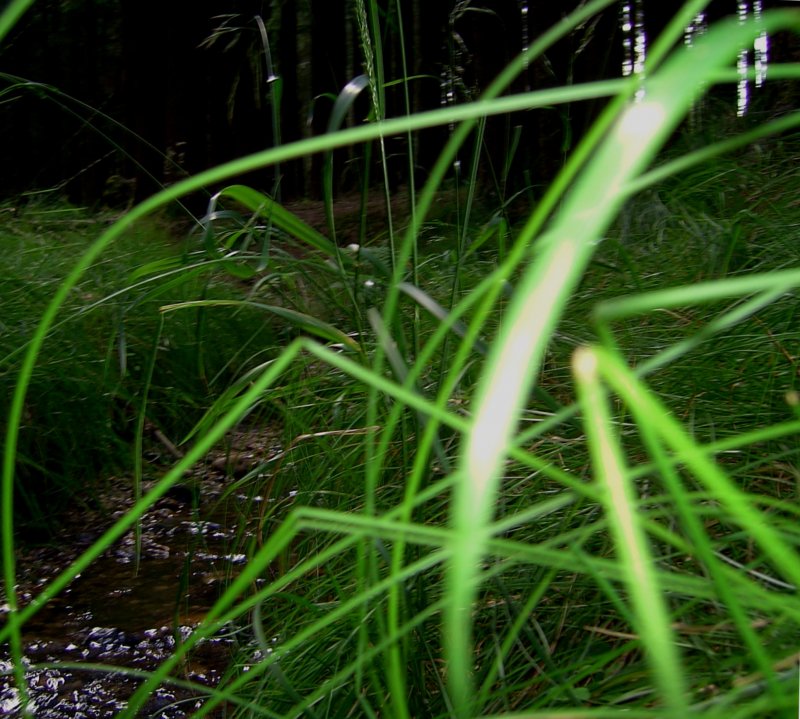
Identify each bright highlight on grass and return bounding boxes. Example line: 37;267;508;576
573;344;688;714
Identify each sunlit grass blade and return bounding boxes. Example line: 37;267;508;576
595;268;800;327
572;345;688;714
159;298;363;353
447;10;799;715
628;110;800;196
590;344;800;591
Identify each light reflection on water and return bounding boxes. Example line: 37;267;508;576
0;478;294;718
0;623;234;718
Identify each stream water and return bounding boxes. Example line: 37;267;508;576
0;429;282;718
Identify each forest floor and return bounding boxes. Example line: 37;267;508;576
1;425;285;718
2;135;799;715
281;182;498;245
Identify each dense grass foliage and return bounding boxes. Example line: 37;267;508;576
0;205;283;530
2;0;800;717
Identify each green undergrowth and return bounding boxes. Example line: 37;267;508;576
0;202;282;530
3;131;800;715
208;140;800;718
200;131;800;717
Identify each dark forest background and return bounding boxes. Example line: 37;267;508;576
1;1;797;212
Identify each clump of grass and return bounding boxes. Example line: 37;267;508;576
3;1;800;718
0;201;283;531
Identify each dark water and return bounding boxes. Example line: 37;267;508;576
0;624;234;718
0;484;265;718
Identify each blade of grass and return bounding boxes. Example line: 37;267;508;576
590;344;800;591
208;184;337;256
447;11;799;715
159;298;363;354
572;346;688;715
0;0;35;45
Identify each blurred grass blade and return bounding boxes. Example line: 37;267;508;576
159;298;363;353
211;184;337;256
447;11;799;715
572;344;683;714
629;110;800;195
0;0;35;45
594;268;800;326
592;345;800;590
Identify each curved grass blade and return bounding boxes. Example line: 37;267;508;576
448;11;800;716
159;298;363;353
0;0;35;45
590;345;800;590
210;184;337;257
323;74;371;245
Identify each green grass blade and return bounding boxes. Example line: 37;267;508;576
0;0;35;46
592;345;800;590
209;184;336;256
447;11;800;715
573;345;688;715
159;298;363;353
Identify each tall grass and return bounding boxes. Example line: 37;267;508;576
3;0;800;717
0;205;284;528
